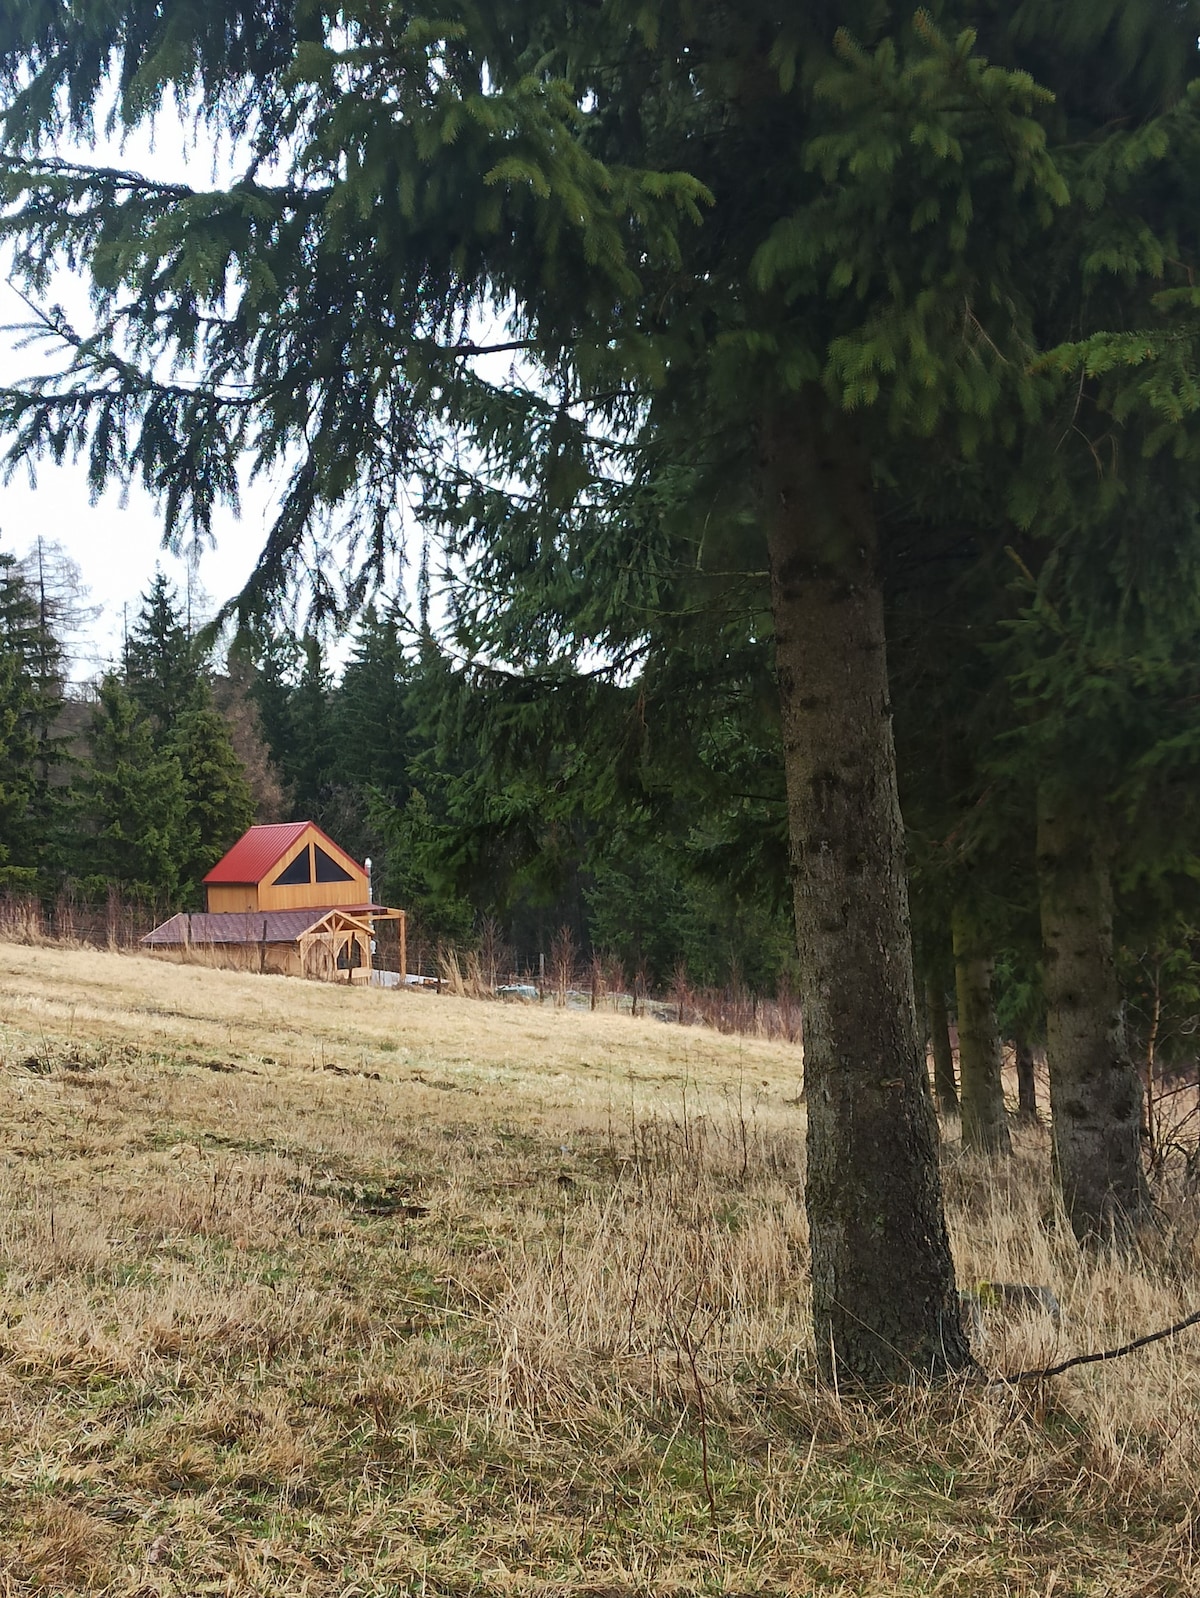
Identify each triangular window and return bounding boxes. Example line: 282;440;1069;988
273;847;312;886
314;844;355;884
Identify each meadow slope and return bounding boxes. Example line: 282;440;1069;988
0;943;1198;1595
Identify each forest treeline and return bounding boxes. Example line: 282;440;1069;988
12;534;1200;1104
2;553;795;990
0;553;257;911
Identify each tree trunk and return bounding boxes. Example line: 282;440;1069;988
1036;785;1149;1240
926;976;959;1115
951;903;1011;1156
762;394;969;1384
1015;1038;1038;1121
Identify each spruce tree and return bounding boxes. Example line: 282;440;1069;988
286;634;333;821
985;8;1200;1237
309;600;417;865
211;661;287;822
336;601;414;801
243;629;300;771
924;978;960;1116
951;903;1011;1156
3;0;1199;1375
74;675;191;901
169;691;256;898
0;550;57;879
884;480;1054;1159
409;619;796;992
0;642;36;885
0;0;1053;1384
994;468;1200;1234
2;546;66;777
370;788;476;949
125;571;202;739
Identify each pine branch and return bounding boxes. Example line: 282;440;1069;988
442;338;543;358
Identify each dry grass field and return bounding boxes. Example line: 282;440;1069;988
1;943;1199;1595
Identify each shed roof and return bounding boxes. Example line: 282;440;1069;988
143;906;388;946
203;821;365;886
144;909;327;945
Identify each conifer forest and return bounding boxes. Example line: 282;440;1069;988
2;0;1200;1399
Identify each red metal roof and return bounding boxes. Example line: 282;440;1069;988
203;822;310;885
204;821;368;885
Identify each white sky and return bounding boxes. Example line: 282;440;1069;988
0;95;517;682
0;116;299;678
0;315;269;677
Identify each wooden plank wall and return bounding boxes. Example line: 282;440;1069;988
206;885;260;913
259;873;369;912
257;833;368;912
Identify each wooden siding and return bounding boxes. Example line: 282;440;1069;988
256;831;367;912
146;943;303;977
206;884;261;913
258;867;369;912
146;939;375;983
257;829;313;906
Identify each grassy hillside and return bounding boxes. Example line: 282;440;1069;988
0;944;1198;1595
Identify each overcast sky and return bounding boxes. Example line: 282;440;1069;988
0;98;511;682
0;117;305;678
0;319;269;677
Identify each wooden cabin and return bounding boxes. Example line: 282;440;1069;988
202;821;368;913
142;823;406;983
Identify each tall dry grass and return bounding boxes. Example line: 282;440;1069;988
0;941;1199;1594
2;890;805;1045
0;887;160;951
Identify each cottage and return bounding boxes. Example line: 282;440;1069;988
201;821;367;913
142;822;406;982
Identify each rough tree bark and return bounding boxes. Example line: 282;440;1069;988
951;903;1011;1156
762;393;969;1384
926;976;960;1115
1036;785;1149;1240
1014;1039;1038;1121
